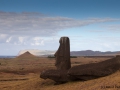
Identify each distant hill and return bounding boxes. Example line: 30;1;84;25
70;50;120;56
18;49;120;57
17;51;37;58
18;49;55;56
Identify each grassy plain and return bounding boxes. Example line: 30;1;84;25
0;57;120;90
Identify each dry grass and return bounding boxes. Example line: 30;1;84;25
0;57;120;90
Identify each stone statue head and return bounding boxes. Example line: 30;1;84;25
55;36;71;70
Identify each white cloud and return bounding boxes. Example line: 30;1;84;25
6;36;12;43
6;36;29;45
31;37;44;46
18;37;25;43
33;37;41;41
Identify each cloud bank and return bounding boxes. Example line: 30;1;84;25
0;11;120;55
0;11;119;37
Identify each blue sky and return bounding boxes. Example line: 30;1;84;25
0;0;120;55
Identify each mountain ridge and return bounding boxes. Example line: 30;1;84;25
70;50;120;56
18;49;120;56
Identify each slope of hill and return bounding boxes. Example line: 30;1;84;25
17;51;37;58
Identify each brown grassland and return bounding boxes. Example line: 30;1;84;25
0;57;120;90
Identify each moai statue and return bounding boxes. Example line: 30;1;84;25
40;36;120;84
54;37;71;70
40;37;71;84
68;55;120;81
